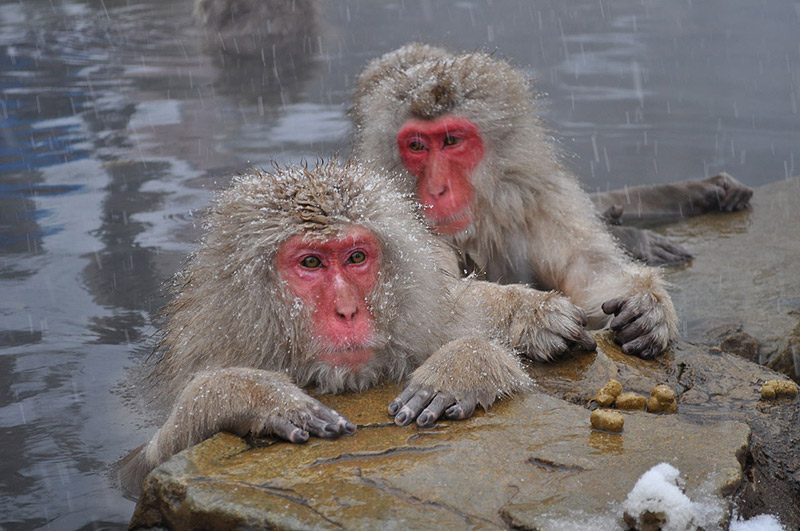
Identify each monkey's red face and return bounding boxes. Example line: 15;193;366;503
397;116;484;235
276;227;381;372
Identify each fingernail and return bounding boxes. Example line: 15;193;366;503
418;413;429;425
324;423;338;434
388;402;399;415
395;411;407;425
345;422;357;433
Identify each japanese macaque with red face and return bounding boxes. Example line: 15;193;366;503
119;160;596;494
351;43;689;360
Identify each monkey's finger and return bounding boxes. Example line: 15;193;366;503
614;316;654;345
575;306;589;327
552;316;594;353
394;389;434;427
444;396;477;420
609;303;642;331
656;253;691;267
302;416;342;439
269;417;309;444
572;329;597;352
388;383;421;416
724;187;752;211
417;392;456;428
651;247;692;266
621;333;661;358
653;240;693;262
312;404;356;434
601;298;623;316
638;342;663;360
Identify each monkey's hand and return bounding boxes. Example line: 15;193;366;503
695;172;753;212
608;225;693;266
164;369;354;451
119;368;356;494
602;204;624;225
388;338;532;428
501;287;597;362
254;390;357;445
602;291;676;359
242;373;357;444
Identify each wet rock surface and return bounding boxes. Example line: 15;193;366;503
130;180;800;529
130;335;799;530
664;177;800;381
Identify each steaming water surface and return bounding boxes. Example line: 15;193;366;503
1;0;798;528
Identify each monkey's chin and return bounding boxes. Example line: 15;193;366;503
431;209;472;235
318;348;375;372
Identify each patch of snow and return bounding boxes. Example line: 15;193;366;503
622;462;723;531
730;513;785;531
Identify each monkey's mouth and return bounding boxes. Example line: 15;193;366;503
319;346;375;371
431;208;472;235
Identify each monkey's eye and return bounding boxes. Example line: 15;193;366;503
348;251;367;264
408;140;426;152
300;255;322;269
443;136;461;147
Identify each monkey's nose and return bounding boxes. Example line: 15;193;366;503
429;181;448;196
336;305;358;322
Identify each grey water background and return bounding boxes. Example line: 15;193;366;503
0;0;798;528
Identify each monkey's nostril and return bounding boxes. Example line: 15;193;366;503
336;306;358;321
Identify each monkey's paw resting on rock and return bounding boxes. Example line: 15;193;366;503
388;337;532;428
508;288;598;361
119;368;356;494
464;282;597;362
602;273;678;359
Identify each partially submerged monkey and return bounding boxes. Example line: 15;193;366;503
352;43;686;359
119;160;595;493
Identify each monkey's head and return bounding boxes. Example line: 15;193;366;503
353;43;557;256
158;160;451;395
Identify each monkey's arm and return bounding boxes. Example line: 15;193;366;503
453;280;596;361
388;337;532;428
525;184;678;359
590;172;753;221
119;367;354;493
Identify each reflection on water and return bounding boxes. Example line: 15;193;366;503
0;0;797;527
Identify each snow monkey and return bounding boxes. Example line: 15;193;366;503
352;43;690;359
353;44;752;264
119;160;596;493
193;0;319;59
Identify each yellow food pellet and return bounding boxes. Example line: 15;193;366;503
590;409;624;432
615;392;647;410
761;380;798;400
647;384;678;413
647;396;678;413
595;379;623;407
651;384;676;402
